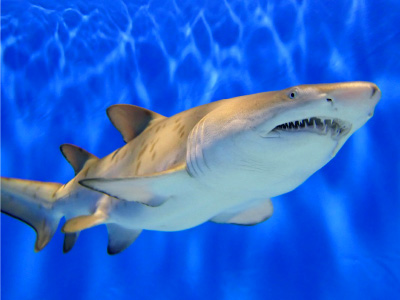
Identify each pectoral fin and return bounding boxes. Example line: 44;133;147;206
79;164;188;207
211;198;273;226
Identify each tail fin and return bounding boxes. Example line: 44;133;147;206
1;177;62;252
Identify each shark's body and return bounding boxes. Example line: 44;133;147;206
1;82;381;254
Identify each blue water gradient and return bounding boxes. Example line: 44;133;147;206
1;0;400;299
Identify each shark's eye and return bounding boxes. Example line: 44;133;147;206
288;89;298;99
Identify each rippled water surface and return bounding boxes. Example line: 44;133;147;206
1;0;400;299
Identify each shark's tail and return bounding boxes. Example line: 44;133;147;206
1;176;142;254
1;177;63;252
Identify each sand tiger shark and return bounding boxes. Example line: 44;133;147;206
1;81;381;254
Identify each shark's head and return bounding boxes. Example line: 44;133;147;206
187;81;381;196
258;81;380;141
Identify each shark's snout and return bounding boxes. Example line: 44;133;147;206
370;84;379;98
328;81;379;101
323;82;381;119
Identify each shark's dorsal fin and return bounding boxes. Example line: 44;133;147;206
60;144;98;175
210;198;273;226
106;104;165;143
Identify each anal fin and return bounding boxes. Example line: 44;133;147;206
211;198;273;226
107;224;141;255
63;232;79;253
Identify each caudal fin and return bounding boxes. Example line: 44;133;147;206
1;177;62;252
2;176;142;254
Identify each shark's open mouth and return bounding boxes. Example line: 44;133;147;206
272;117;352;139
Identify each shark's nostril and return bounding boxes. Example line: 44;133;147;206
371;85;378;98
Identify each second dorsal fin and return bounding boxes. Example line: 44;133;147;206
106;104;165;143
60;144;98;175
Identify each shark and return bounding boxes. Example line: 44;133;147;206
1;81;381;254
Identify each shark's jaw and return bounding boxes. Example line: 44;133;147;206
270;116;352;140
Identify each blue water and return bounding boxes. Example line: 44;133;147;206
1;0;399;299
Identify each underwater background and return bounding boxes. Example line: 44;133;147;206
1;0;399;299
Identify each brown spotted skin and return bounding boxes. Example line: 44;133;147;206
86;99;230;179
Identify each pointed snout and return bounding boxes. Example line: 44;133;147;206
370;83;380;99
316;81;380;115
324;81;381;105
321;81;381;126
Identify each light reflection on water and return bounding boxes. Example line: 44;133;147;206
1;0;400;299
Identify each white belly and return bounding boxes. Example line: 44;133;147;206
111;186;243;231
